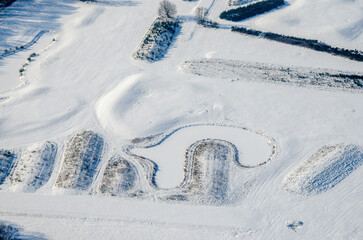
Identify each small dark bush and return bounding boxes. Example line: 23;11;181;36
200;20;219;28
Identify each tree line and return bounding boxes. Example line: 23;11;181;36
232;26;363;62
220;0;285;21
0;0;16;8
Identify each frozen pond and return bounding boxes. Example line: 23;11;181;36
132;125;273;189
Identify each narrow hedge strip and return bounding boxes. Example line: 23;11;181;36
220;0;284;21
232;26;363;62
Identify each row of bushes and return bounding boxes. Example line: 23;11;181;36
231;26;363;62
199;19;219;28
220;0;284;21
319;73;363;87
133;18;180;62
0;0;16;7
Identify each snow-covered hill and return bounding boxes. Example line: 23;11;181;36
0;0;362;239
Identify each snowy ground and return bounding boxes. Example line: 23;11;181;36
132;125;274;188
0;0;362;239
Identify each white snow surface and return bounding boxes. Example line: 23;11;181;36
7;141;57;192
133;125;273;188
0;0;362;239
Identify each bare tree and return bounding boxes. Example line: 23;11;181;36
195;7;208;24
158;0;177;19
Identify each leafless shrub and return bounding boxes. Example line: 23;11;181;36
158;0;177;19
195;7;208;24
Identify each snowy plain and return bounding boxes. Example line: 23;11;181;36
0;0;362;239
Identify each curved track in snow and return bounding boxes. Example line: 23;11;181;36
0;31;49;60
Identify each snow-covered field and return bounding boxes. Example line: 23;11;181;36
132;125;274;188
0;0;362;239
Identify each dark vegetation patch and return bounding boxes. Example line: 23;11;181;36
0;0;16;8
133;17;180;62
0;150;15;185
0;221;47;240
19;53;37;77
163;194;188;201
231;26;363;62
198;19;219;29
220;0;284;21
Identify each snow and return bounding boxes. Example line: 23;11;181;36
0;0;362;239
98;155;139;197
55;131;104;191
0;33;53;93
132;17;181;62
179;58;363;91
132;125;273;188
240;0;363;49
228;0;258;7
283;144;363;195
8;141;57;192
